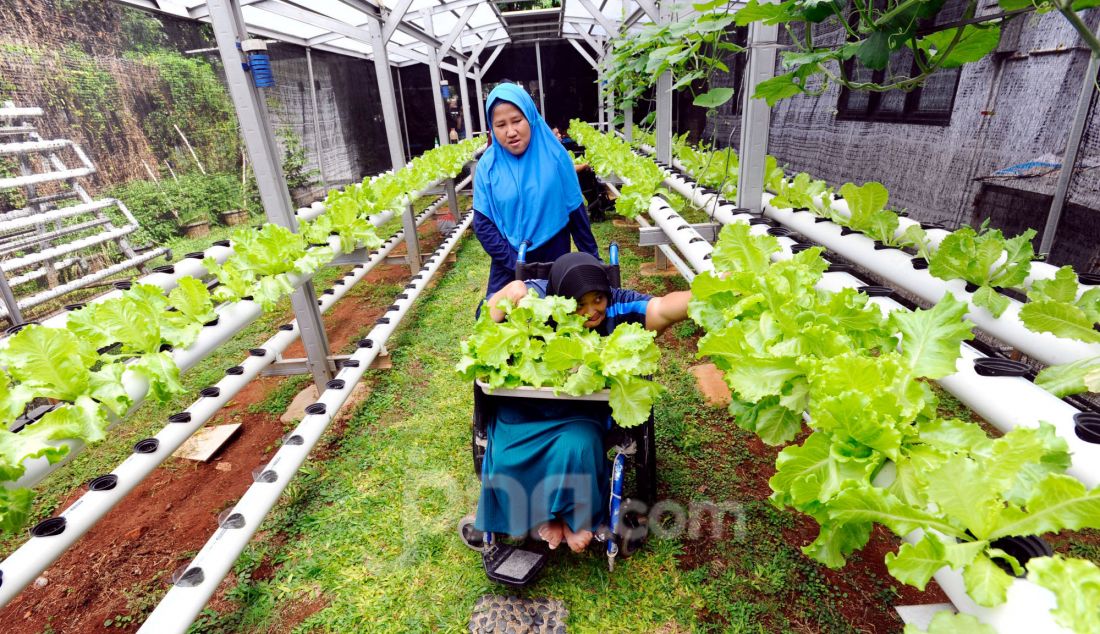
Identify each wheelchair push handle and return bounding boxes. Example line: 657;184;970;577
515;241;531;282
608;242;621;289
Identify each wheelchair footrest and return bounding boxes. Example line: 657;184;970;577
482;542;548;587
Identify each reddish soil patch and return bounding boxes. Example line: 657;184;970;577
0;227;454;633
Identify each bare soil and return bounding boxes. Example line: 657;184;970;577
0;225;450;634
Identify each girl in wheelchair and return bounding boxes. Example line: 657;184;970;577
475;252;690;557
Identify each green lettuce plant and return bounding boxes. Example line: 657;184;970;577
0;137;482;533
456;291;664;428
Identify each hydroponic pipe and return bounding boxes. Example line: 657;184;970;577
0;250;168;320
664;170;1100;487
5;191;458;490
646;197;716;274
7;258;79;287
137;210;476;633
602;182;695;283
763;201;1100;366
0;199;444;609
870;465;1072;634
0;198;117;234
643;168;1093;628
21;172;471;333
0;225;138;274
643;141;1079;296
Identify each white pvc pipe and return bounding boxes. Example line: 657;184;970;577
646;197;716;274
4;180;464;489
0;225;137;273
6;258;80;287
138;210;475;633
0;167;94;190
0;139;72;156
0;199;116;234
667;173;1100;488
0;250;168;320
644;144;1098;627
0;199;445;608
763;201;1100;366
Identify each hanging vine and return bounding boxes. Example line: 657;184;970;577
606;0;1099;110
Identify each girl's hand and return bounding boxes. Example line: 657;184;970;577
488;280;530;322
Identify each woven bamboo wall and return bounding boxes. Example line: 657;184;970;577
703;10;1100;268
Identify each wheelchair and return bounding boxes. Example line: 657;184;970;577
459;242;658;587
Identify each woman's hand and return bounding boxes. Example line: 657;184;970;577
488;280;530;322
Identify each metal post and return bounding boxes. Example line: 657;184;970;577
624;103;633;142
535;42;547;118
366;17;407;170
395;66;413;160
606;87;615;132
0;271;22;325
459;62;474;140
1041;44;1099;256
475;67;486;135
424;10;460;239
597;72;606;130
735;5;778;213
205;0;333;390
304;47;327;190
654;1;673;163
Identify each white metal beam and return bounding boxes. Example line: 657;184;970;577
465;28;496;61
438;4;477;58
479;43;506;78
383;0;416;42
431;0;484;15
575;0;616;34
255;0;373;43
567;38;598;69
574;22;602;55
189;0;262;19
632;0;660;21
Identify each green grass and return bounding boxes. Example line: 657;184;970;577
180;217;908;634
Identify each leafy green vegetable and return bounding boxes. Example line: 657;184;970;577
0;138;482;533
457;291;664;428
1028;555;1100;634
928;223;1035;317
903;610;996;634
1021;265;1100;342
1036;355;1100;397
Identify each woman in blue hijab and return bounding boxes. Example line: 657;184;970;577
473;83;600;296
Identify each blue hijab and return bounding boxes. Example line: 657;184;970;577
473;83;584;251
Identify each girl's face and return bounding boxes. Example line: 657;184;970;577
491;102;531;156
576;291;608;329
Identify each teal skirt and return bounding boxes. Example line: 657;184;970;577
475;397;610;537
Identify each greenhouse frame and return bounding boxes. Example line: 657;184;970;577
0;0;1099;631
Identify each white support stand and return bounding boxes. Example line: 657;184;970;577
735;2;778;213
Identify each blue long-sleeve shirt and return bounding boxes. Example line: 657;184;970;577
473;204;600;295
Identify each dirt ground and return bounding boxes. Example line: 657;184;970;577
0;221;451;634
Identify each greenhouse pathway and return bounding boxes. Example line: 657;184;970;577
468;595;569;634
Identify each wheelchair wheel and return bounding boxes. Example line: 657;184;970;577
458;514;486;551
615;501;649;558
472;419;487;480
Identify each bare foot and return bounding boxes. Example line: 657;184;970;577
562;523;593;553
537;520;564;550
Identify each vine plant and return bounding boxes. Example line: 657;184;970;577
605;0;1100;110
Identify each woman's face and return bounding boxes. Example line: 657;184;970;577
491;102;531;156
576;291;608;329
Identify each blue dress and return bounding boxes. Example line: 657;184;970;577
473;205;600;296
475;283;652;536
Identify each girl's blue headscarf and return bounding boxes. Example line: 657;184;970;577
473;83;584;251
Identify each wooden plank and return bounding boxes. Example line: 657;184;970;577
172;424;242;462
